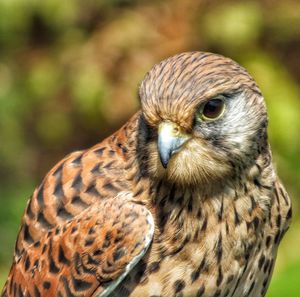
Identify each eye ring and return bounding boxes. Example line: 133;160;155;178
199;98;226;121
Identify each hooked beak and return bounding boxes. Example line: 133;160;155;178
158;121;190;168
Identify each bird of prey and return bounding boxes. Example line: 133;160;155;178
1;52;291;297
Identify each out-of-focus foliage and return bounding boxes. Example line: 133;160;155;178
0;0;300;295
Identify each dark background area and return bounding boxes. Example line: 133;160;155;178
0;1;299;295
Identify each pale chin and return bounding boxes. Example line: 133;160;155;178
166;154;231;187
149;141;232;187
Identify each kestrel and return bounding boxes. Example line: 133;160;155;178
1;52;291;297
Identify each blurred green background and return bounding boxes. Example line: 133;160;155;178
0;0;299;295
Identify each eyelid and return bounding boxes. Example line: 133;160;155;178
197;94;227;110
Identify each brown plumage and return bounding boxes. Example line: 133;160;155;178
1;52;291;297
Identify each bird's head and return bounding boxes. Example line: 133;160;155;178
138;52;268;187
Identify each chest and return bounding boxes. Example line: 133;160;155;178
110;226;278;297
111;184;290;297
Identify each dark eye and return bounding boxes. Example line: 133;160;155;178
200;98;225;121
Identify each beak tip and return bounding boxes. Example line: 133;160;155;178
161;161;168;169
159;154;169;169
